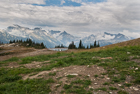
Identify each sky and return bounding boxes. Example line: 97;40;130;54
0;0;140;38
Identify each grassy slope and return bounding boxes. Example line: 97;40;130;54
0;39;140;94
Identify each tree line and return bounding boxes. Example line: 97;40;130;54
68;40;100;49
0;41;3;45
9;39;46;49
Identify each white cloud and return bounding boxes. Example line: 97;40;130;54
0;0;140;37
0;0;45;4
71;0;82;3
120;30;140;38
61;0;66;5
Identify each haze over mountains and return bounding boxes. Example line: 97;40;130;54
0;25;134;48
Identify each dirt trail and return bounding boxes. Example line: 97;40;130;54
0;48;57;61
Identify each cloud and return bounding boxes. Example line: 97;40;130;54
120;30;140;38
61;0;66;5
0;0;139;38
0;0;45;4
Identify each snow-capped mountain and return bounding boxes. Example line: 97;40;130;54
0;30;27;44
48;30;133;47
81;32;133;47
49;30;80;46
0;25;61;48
0;25;134;48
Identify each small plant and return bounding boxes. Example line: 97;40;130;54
49;72;56;76
109;87;118;90
112;77;120;83
66;75;76;78
46;78;55;83
101;73;107;75
117;90;128;94
1;75;22;82
94;75;98;78
103;82;110;85
95;87;107;91
63;84;72;89
124;83;132;87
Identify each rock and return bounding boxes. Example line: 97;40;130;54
135;68;138;70
89;86;93;89
118;84;122;86
87;65;90;67
92;57;100;59
87;75;90;77
67;73;78;76
94;83;97;85
109;92;112;94
127;52;130;54
133;87;139;91
106;77;109;80
37;65;40;67
100;57;113;60
55;84;61;87
130;86;133;89
125;81;128;83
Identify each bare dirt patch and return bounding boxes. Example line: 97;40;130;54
3;60;50;69
22;65;140;94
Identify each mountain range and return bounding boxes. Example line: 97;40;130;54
49;30;133;47
0;25;134;48
0;25;61;48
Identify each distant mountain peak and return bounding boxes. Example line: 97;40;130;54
34;27;42;30
62;31;67;34
13;24;21;27
90;34;95;37
60;31;70;36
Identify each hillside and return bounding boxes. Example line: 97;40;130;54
0;38;140;94
104;38;140;48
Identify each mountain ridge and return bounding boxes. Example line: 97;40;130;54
0;25;134;48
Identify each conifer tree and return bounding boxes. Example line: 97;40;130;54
68;41;76;49
94;40;96;47
87;45;89;49
13;40;15;43
97;41;100;47
78;40;84;49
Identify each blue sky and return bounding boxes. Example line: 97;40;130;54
0;0;140;38
33;0;106;7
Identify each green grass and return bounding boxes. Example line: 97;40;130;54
0;57;19;65
117;90;128;94
48;72;56;76
95;87;107;91
124;83;132;87
0;79;52;94
109;87;118;90
71;79;92;87
0;45;140;93
63;84;72;89
94;74;98;78
103;82;110;85
66;75;76;78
